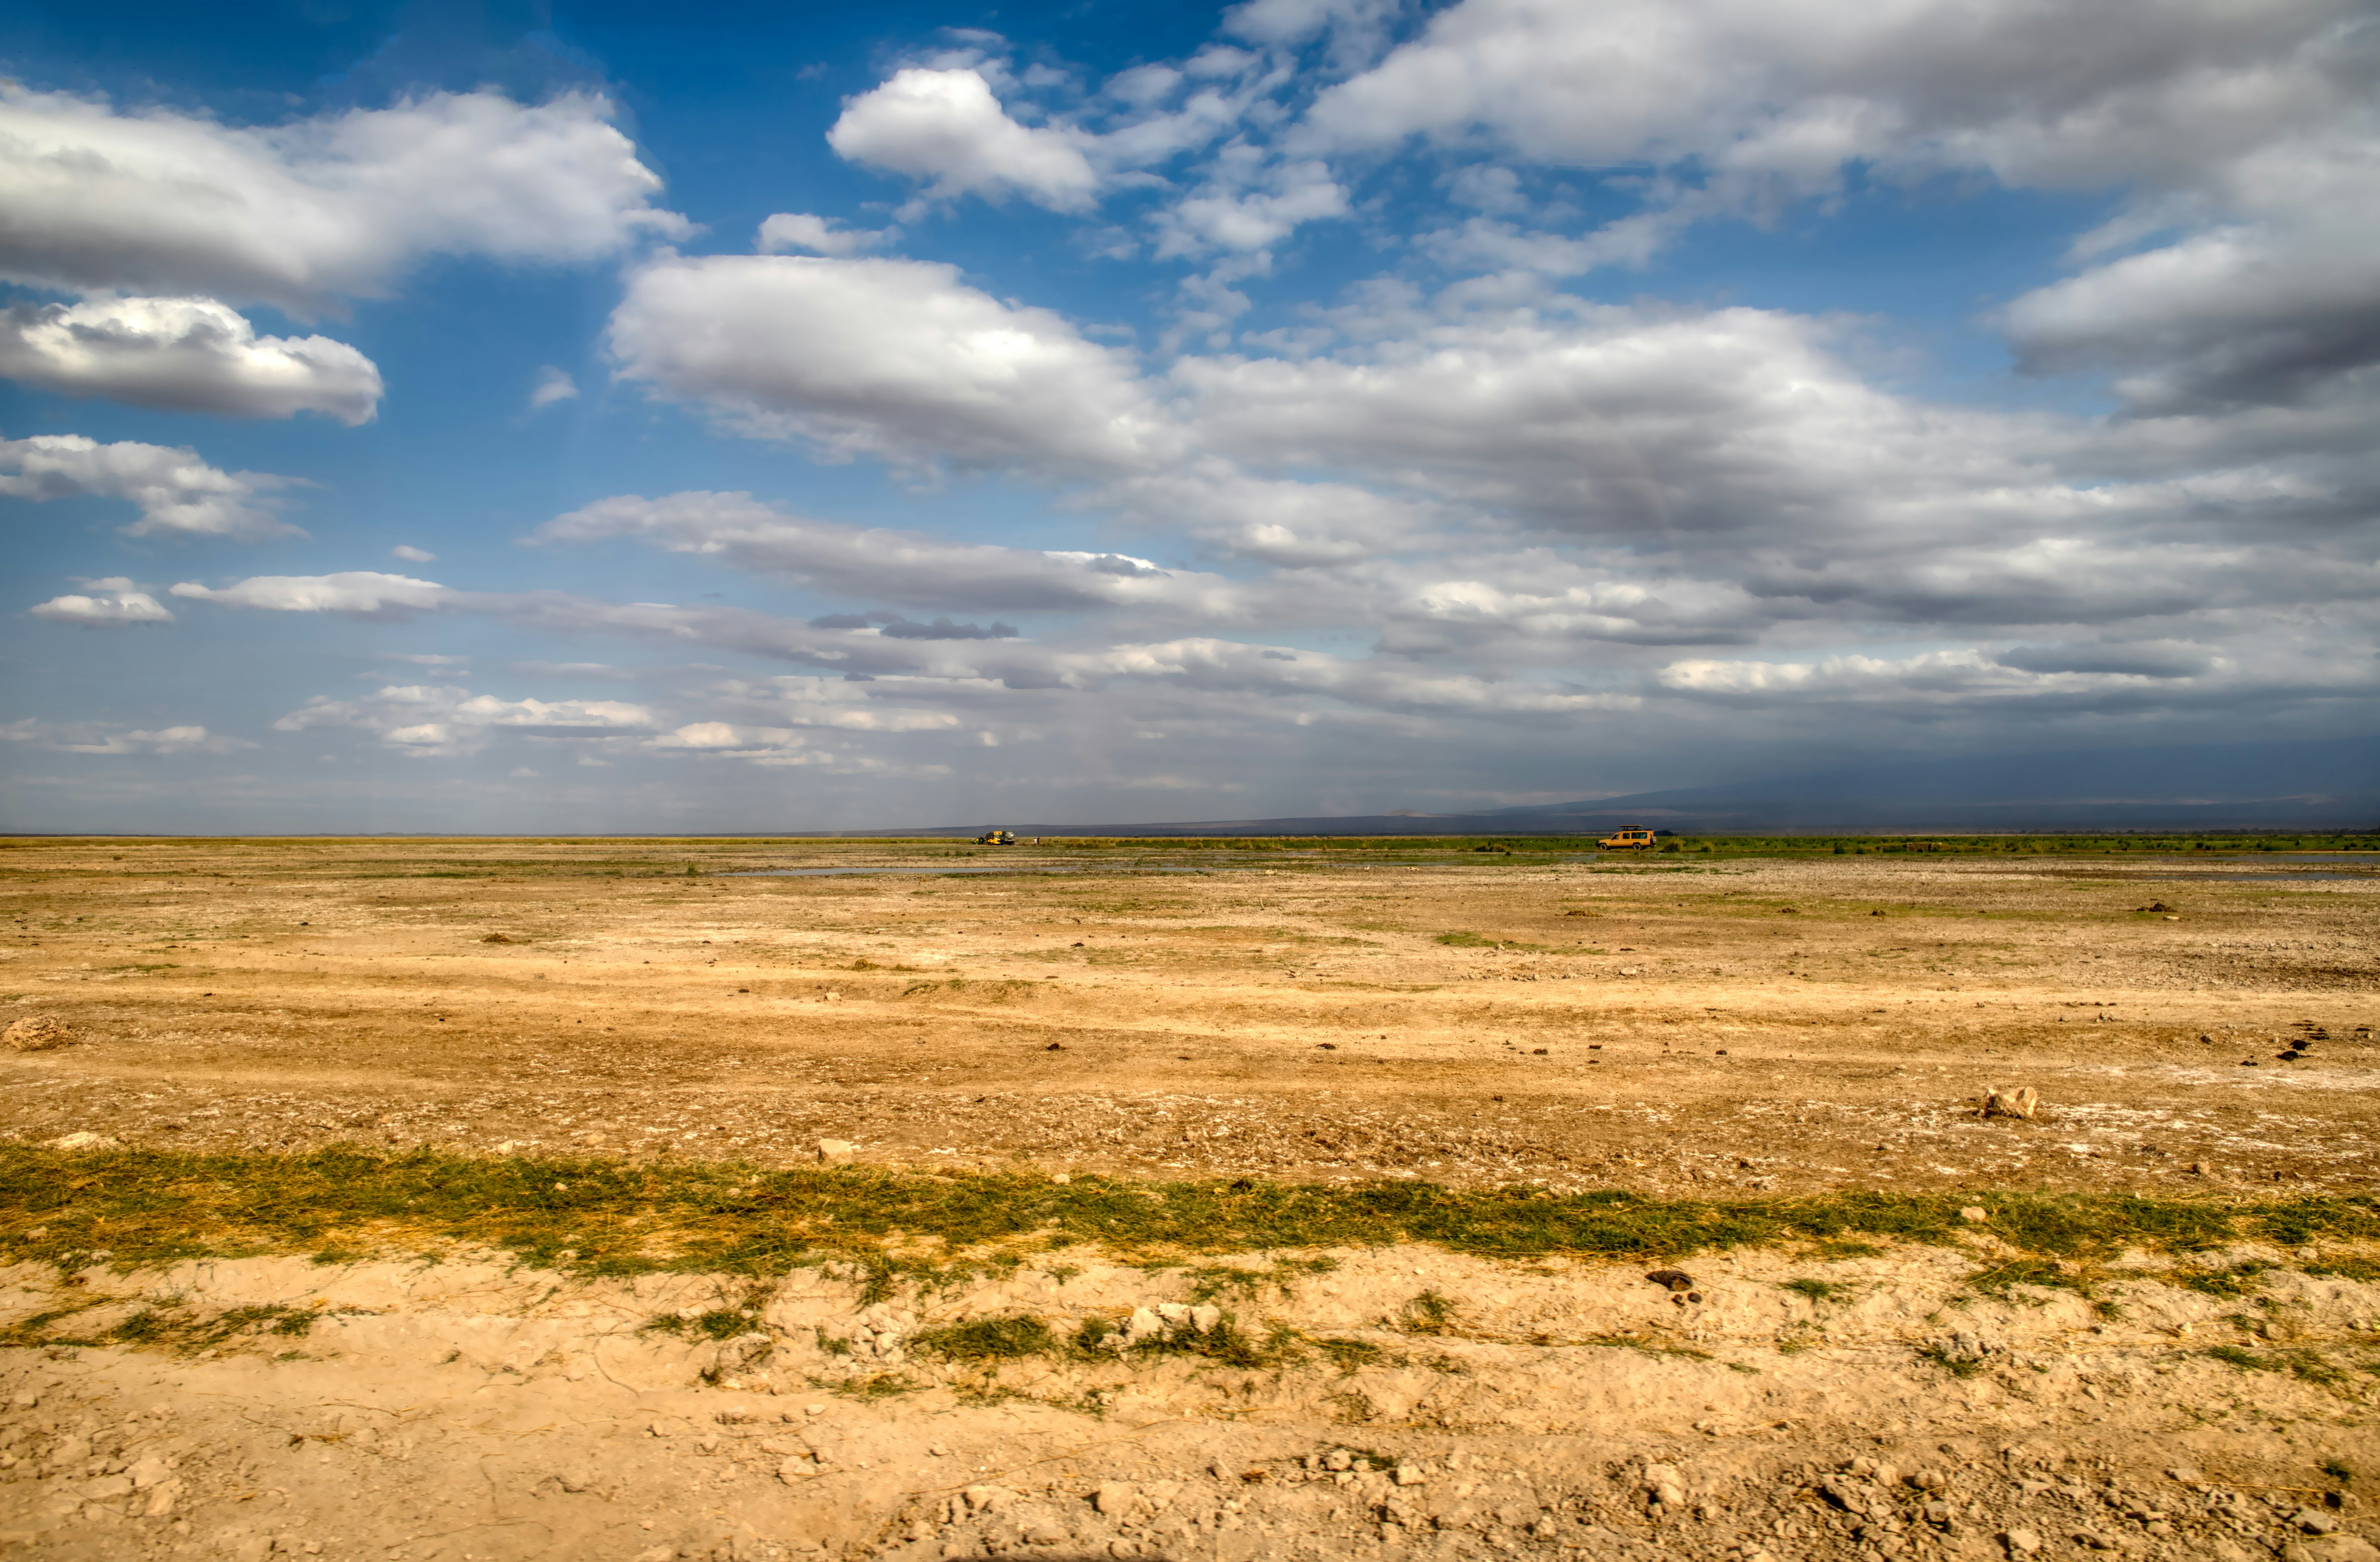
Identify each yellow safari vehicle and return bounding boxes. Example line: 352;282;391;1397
1597;827;1658;849
975;829;1017;845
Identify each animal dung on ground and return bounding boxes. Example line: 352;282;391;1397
1645;1268;1696;1293
480;933;516;944
5;1015;75;1051
1983;1086;2039;1120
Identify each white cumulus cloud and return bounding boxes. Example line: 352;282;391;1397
755;212;891;257
0;296;382;423
275;684;656;755
607;254;1176;475
527;366;579;411
0;433;300;540
27;576;174;627
170;571;452;617
0;86;688;312
827;68;1100;211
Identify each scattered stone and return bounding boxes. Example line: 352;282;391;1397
1093;1482;1135;1516
1960;1206;1989;1222
2002;1528;2043;1555
2283;1538;2380;1562
47;1131;119;1150
5;1016;74;1051
1646;1269;1696;1293
1642;1463;1687;1507
816;1139;858;1165
1984;1086;2040;1120
1393;1465;1424;1486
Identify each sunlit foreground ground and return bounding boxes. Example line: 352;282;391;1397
2;836;2375;1562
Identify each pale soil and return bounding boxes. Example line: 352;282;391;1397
0;839;2374;1190
2;1238;2375;1562
2;838;2377;1560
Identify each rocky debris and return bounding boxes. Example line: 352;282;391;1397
1962;1205;1990;1221
1984;1085;2041;1120
4;1014;75;1051
1646;1268;1696;1293
1102;1299;1225;1349
1642;1461;1689;1508
815;1138;858;1165
838;1301;914;1365
46;1129;121;1150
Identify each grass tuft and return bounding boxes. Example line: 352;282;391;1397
912;1314;1056;1363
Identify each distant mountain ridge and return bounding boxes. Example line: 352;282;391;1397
888;734;2380;836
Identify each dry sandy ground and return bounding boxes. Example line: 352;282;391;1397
2;838;2376;1560
1;838;2374;1190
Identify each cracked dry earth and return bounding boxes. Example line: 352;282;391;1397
2;836;2377;1560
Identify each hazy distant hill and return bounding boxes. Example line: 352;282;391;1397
896;734;2380;836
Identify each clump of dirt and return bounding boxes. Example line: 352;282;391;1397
4;1017;74;1053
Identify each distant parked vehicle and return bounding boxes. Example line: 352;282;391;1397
1598;827;1657;849
975;829;1017;845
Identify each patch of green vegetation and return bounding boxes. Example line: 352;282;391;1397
1916;1344;1985;1379
1316;1337;1386;1373
1961;1257;2092;1301
1783;1277;1852;1302
2;1299;321;1354
1434;931;1552;951
1579;1332;1713;1361
3;1146;2374;1285
643;1307;761;1340
2324;1460;2354;1484
1809;1239;1884;1261
1187;1256;1337;1302
2170;1262;2273;1297
911;1314;1055;1362
2206;1344;2272;1371
2308;1256;2380;1283
1398;1290;1456;1335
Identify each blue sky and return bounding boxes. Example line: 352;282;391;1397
3;0;2374;832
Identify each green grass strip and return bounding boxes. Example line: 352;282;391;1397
2;1146;2373;1282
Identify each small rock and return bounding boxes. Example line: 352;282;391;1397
1394;1465;1424;1486
1645;1269;1696;1293
128;1456;173;1490
1961;1206;1989;1223
47;1131;119;1150
2297;1510;2342;1536
4;1016;74;1052
1093;1482;1137;1516
816;1139;858;1165
2002;1528;2043;1555
1190;1304;1222;1334
2283;1538;2380;1562
1984;1087;2039;1120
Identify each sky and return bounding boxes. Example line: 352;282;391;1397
2;0;2375;833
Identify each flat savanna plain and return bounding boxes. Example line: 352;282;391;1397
5;837;2380;1562
3;837;2375;1190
